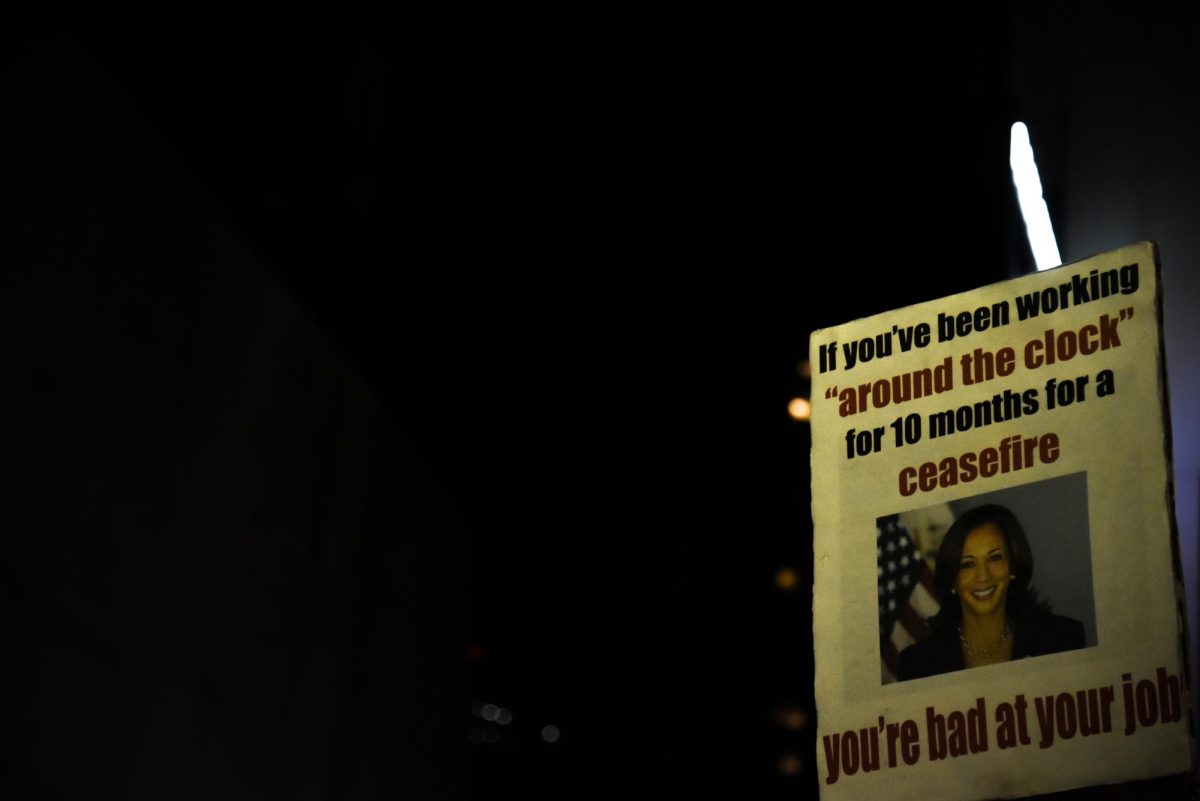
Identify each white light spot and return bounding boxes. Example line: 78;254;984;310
481;703;498;722
541;724;561;743
1010;121;1062;271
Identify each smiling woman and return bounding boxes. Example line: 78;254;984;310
897;504;1086;681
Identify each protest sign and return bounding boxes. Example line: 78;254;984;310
811;242;1191;799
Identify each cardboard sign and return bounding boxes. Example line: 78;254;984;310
810;242;1191;799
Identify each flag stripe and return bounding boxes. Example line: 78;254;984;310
878;515;943;683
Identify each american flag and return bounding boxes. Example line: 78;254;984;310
877;514;941;683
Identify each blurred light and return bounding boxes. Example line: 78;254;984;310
778;751;804;776
483;727;500;744
797;360;812;378
787;397;811;421
773;703;809;731
481;703;498;722
496;708;513;726
541;724;561;743
466;642;484;660
1010;121;1061;271
775;566;799;592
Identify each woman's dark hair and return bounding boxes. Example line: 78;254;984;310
927;503;1049;632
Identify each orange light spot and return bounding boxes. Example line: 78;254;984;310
775;566;799;591
773;704;809;731
778;752;803;776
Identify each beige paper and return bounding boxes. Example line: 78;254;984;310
810;242;1191;799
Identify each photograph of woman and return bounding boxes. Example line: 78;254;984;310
897;503;1086;681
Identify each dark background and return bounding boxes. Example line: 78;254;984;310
5;4;1199;799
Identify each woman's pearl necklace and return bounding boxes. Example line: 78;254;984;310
959;620;1012;661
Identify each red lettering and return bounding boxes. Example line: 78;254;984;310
896;433;1062;496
